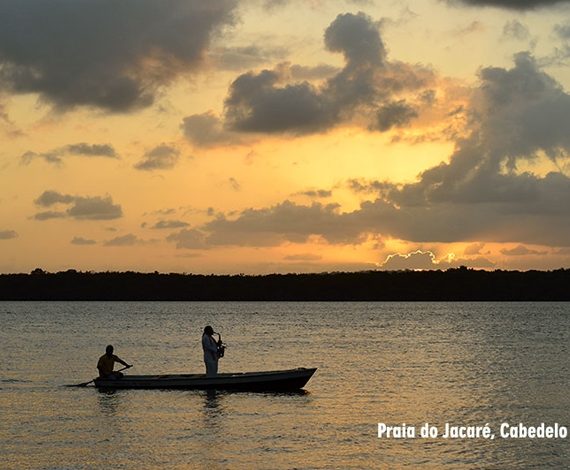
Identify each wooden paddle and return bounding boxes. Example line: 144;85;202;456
66;365;132;387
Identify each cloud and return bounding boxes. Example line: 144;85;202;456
211;45;288;71
0;0;237;112
360;52;570;246
500;244;548;256
33;211;67;221
222;12;434;134
103;234;142;247
283;253;323;261
380;250;439;270
181;112;242;147
178;53;570;249
296;189;333;198
502;20;531;41
166;229;209;249
201;201;361;246
224;69;332;133
150;220;189;229
464;242;486;255
544;23;570;66
347;0;376;5
262;0;288;10
288;64;340;81
134;144;180;171
555;23;570;39
21;143;118;165
228;178;241;191
66;197;122;220
71;236;96;245
33;190;122;220
34;191;75;207
449;0;570;10
0;230;17;240
373;100;418;131
452;21;485;38
379;250;494;270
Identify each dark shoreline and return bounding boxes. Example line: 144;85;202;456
1;267;570;301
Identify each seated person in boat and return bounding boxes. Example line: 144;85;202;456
97;345;132;379
202;326;220;377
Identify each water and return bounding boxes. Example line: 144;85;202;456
1;302;568;469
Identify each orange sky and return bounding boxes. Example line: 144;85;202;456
1;0;570;273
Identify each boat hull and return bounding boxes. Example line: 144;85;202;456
94;367;317;391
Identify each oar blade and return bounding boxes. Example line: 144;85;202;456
65;379;94;387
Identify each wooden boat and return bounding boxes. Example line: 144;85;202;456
94;367;317;391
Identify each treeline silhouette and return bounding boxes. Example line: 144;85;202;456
1;267;569;300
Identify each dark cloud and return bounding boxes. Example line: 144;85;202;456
66;143;117;157
34;190;122;220
373;100;418;131
71;236;97;245
288;64;340;81
21;143;118;165
151;220;189;229
500;245;548;255
297;189;333;198
324;11;385;66
104;234;140;247
0;0;237;112
0;230;18;239
283;253;323;261
222;12;433;134
224;69;332;133
35;190;76;207
134;144;180;171
202;201;362;246
67;197;123;220
262;0;288;10
33;211;67;221
166;229;209;249
181;112;241;147
555;23;570;39
502;20;531;41
212;45;288;71
449;0;569;9
544;23;570;66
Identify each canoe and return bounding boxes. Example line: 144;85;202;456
94;367;317;391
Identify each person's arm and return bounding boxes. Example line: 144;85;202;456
114;355;132;368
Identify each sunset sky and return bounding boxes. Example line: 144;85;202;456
1;0;570;273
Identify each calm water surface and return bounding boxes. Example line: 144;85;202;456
1;302;569;469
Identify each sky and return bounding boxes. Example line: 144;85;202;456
1;0;570;274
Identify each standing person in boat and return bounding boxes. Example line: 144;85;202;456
202;326;220;377
97;345;132;379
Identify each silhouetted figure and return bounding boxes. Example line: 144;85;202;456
97;345;132;379
202;326;219;377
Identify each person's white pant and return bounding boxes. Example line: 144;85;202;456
205;360;218;377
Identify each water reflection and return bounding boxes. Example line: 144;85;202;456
202;389;224;428
96;390;121;416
